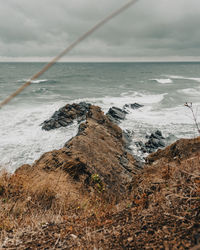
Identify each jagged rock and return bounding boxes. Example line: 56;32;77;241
106;103;143;124
123;103;144;110
30;105;140;197
149;130;164;140
136;130;166;154
41;102;91;130
106;107;127;123
147;136;200;164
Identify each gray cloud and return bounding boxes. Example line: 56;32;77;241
0;0;200;60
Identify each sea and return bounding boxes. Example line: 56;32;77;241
0;62;199;172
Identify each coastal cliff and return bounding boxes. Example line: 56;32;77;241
0;104;200;249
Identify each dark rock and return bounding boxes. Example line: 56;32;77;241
146;137;200;164
41;102;91;130
155;130;162;137
124;103;144;110
150;130;164;140
55;121;61;129
135;141;145;148
141;147;147;153
158;140;165;147
151;138;160;148
58;120;69;127
136;130;166;154
106;107;126;123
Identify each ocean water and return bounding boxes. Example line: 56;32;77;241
0;62;199;172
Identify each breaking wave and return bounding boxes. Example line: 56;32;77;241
150;79;173;84
165;75;200;82
17;79;57;84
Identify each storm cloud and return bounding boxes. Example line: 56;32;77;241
0;0;200;61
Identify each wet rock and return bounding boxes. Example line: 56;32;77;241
158;139;165;147
106;107;127;123
124;103;144;110
135;141;145;148
147;136;200;164
136;130;166;154
149;130;164;140
41;102;91;130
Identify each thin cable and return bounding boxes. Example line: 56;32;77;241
0;0;138;109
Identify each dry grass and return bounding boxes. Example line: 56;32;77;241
0;167;116;236
0;144;199;248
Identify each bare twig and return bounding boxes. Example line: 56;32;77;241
184;102;200;135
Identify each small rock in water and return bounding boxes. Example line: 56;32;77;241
135;130;166;154
124;103;144;110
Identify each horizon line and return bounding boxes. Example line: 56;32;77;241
1;56;200;63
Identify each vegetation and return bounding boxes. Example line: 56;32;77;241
0;137;199;249
185;102;200;135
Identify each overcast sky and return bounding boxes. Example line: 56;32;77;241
0;0;200;61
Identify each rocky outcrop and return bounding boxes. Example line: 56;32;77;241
106;106;127;124
135;130;166;154
146;136;200;164
3;135;200;249
23;105;140;197
41;102;91;130
106;103;143;124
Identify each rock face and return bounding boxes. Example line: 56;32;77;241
106;103;144;124
136;130;166;154
42;102;144;130
31;105;140;197
147;136;200;164
106;106;127;124
41;102;91;130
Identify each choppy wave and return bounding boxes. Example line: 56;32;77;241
73;91;167;113
0;90;199;173
2;60;200;173
17;79;57;84
0;103;78;172
150;78;173;84
178;87;200;96
165;75;200;82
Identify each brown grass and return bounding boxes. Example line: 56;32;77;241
0;149;199;248
0;167;116;234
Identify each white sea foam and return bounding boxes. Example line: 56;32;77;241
178;87;200;96
72;92;199;138
120;103;199;150
0;102;78;172
0;91;199;173
72;92;167;113
17;79;48;84
150;78;173;84
165;75;200;82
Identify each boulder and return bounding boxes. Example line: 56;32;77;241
106;107;127;123
41;102;91;130
136;130;166;154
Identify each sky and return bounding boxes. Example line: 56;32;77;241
0;0;200;62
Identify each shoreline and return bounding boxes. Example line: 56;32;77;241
0;102;200;248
